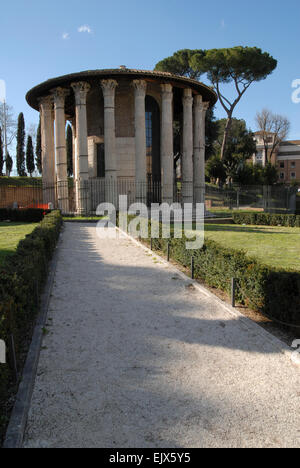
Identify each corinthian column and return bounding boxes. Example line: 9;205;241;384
71;81;90;214
132;80;147;203
182;88;193;205
194;96;209;204
101;80;118;180
161;83;174;205
39;96;56;207
52;87;69;213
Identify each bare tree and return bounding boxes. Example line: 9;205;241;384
0;102;17;175
255;109;290;162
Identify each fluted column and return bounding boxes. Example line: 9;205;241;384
182;88;193;205
132;80;147;203
71;81;90;214
161;84;174;204
52;87;69;213
39;96;56;208
194;96;209;204
101;80;118;180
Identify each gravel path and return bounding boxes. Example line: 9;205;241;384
23;223;299;448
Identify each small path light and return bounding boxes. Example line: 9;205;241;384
231;278;236;308
191;256;195;280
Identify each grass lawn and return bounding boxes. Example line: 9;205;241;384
204;223;300;271
208;208;263;218
0;222;38;265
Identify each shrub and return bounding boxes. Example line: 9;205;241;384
0;210;62;436
0;208;50;223
232;211;300;227
130;218;300;327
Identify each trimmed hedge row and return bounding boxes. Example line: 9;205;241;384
0;208;50;223
135;219;300;327
0;211;62;434
232;211;300;227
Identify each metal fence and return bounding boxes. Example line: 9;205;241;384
0;179;297;215
205;184;297;214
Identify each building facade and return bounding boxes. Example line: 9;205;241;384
26;68;217;214
253;131;300;184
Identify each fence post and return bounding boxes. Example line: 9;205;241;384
231;278;236;308
191;256;195;280
167;242;170;262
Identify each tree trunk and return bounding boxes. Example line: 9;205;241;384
220;115;233;160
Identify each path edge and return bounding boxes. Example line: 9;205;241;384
3;234;62;449
115;226;296;363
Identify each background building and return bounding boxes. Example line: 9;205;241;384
253;131;300;184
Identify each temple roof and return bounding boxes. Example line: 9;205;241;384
26;68;217;111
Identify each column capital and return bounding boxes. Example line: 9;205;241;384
132;79;147;97
101;79;118;97
161;83;173;98
71;81;91;105
51;87;69;105
38;95;53;112
182;88;193;106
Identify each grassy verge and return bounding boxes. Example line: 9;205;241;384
204;223;300;271
0;211;62;445
63;216;104;222
0;222;38;265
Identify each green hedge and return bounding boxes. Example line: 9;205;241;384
0;211;62;435
232;212;300;227
0;208;50;223
134;219;300;327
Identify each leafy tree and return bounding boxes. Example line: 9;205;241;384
155;47;277;160
155;49;205;80
66;124;73;177
6;151;13;176
0;127;3;175
26;135;35;176
191;47;277;159
255;108;290;162
213;118;257;184
206;155;226;185
16;112;26;176
262;162;278;185
36;118;42;174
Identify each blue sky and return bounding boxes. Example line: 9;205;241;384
1;0;300;150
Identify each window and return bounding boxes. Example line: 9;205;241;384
291;161;296;168
256;152;263;161
280;172;285;180
280;162;285;168
290;172;296;179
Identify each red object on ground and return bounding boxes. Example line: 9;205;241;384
24;203;49;210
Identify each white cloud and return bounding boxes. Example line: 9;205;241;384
221;19;225;28
62;32;70;40
78;25;92;34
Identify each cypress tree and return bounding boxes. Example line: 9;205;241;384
36;118;42;174
66;124;73;177
0;127;3;176
6;151;13;176
26;135;35;176
16;112;26;176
